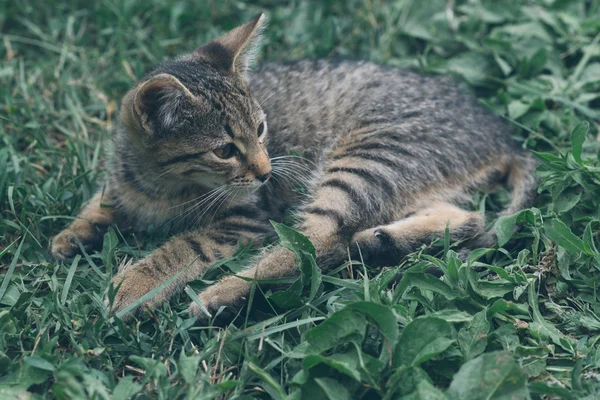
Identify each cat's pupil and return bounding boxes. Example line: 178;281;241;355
214;143;237;159
257;122;265;137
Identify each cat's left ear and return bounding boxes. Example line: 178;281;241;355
194;13;265;79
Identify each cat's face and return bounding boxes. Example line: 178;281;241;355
120;14;272;190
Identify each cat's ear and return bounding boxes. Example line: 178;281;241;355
123;73;204;137
195;13;265;79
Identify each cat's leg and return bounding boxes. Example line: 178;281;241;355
193;202;484;319
352;202;485;264
107;205;272;316
51;190;116;260
191;168;389;319
191;141;500;320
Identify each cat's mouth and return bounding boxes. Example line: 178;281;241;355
228;179;269;190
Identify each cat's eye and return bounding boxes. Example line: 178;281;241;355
257;122;265;137
214;143;238;159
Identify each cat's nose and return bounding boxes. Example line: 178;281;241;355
257;172;272;182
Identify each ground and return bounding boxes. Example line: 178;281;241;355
1;1;600;399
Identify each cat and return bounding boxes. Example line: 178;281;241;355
50;14;536;322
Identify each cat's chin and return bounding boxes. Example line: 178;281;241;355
224;182;266;199
230;184;260;193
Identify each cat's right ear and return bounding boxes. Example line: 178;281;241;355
194;13;266;80
121;73;206;139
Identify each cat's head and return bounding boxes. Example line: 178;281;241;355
120;14;271;190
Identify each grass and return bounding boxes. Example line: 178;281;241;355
1;0;600;398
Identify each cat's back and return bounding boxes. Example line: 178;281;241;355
251;60;516;161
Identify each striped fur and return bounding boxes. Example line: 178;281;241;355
49;14;536;320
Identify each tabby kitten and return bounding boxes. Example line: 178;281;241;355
50;14;536;321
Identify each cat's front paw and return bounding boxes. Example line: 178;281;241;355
189;276;251;324
50;221;106;260
105;266;159;318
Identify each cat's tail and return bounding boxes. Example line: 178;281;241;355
503;153;538;216
469;153;537;250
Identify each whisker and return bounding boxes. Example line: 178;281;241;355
192;187;231;226
271;171;296;188
208;188;238;226
269;174;284;188
155;167;175;181
272;168;311;188
259;86;285;106
164;185;223;211
173;188;224;218
270;161;314;174
272;163;313;180
166;186;227;226
270;154;318;167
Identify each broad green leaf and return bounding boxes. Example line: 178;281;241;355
515;346;549;374
271;221;321;295
112;376;143;400
583;221;599;255
0;351;9;374
394;317;454;367
507;100;530;120
466;248;494;266
344;302;398;353
303;354;362;382
247;362;286;400
401;0;447;41
520;355;546;377
271;221;315;256
404;381;448;400
495;211;520;247
2;363;51;389
491;325;520;352
553;188;581;214
0;387;33;400
458;310;490;360
24;356;55;372
445;52;494;86
468;272;515;299
268;279;304;309
570;121;589;164
527;47;547;76
305;308;367;353
0;311;16;334
405;273;459;300
447;351;529;400
488;299;527;317
0;284;19;306
178;351;200;385
427;309;473;323
493;53;512;76
531;150;564;166
385;366;447;400
544;218;589;256
314;377;352;400
129;356;167;379
528;282;576;354
528;382;576;400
